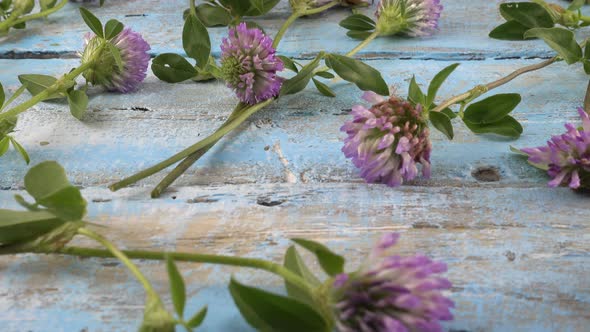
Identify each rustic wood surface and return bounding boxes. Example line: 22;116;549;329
0;0;589;331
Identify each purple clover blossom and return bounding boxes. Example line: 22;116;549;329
376;0;443;37
81;28;151;93
220;23;284;105
331;233;454;332
341;92;432;187
521;107;590;189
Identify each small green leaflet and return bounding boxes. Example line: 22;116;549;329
9;137;30;164
18;74;64;100
499;2;553;29
426;63;459;107
183;14;211;69
325;54;389;96
524;27;582;64
166;256;186;318
229;278;328;332
339;14;376;31
291;238;345;276
0;81;4;108
152;53;198;83
79;8;104;38
280;53;323;96
429;111;454;140
104;19;124;39
67;90;89;120
283;246;321;306
312;78;336;97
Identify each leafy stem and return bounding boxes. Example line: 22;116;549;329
77;228;158;297
584;79;590;113
0;0;69;33
0;60;94;120
55;244;313;296
272;0;340;49
430;56;559;114
313;29;380;75
109;99;273;191
150;103;245;198
188;0;196;16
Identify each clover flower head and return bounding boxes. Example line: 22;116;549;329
220;23;284;105
521;107;590;189
341;92;432;187
81;28;151;93
375;0;443;37
331;233;454;332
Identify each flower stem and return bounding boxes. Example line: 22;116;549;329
345;30;379;57
314;30;380;75
304;1;340;15
0;8;23;34
56;245;312;295
584;80;590;114
273;12;300;49
189;0;196;16
150;104;246;198
430;56;559;114
77;228;158;296
0;85;26;111
0;0;68;31
109;99;272;191
272;0;340;49
112;0;343;194
0;61;93;121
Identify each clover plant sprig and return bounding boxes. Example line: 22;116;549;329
0;8;150;163
0;161;455;331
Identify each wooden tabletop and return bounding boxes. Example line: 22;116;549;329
1;0;589;331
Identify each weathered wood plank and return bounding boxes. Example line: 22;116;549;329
0;58;586;188
0;0;582;59
0;184;589;331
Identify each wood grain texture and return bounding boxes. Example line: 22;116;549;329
1;0;589;331
0;0;583;59
0;185;589;332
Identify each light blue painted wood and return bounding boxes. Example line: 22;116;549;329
0;185;589;331
0;0;583;59
0;58;586;187
1;1;589;331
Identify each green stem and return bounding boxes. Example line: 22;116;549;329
1;85;26;111
0;8;23;34
430;56;558;113
150;1;325;197
303;0;340;16
77;228;158;296
189;0;196;16
109;99;272;191
345;30;379;57
584;79;590;114
273;12;300;49
0;61;94;120
150;104;245;198
581;15;590;24
272;0;340;49
56;245;312;295
10;0;68;27
314;30;379;75
114;0;344;194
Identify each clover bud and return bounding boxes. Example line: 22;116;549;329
81;28;151;93
138;296;176;332
13;0;34;14
376;0;443;37
220;23;284;104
